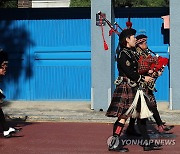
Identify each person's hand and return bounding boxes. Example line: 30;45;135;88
1;61;8;69
158;68;164;76
148;70;153;74
144;76;154;83
0;61;8;75
0;68;6;75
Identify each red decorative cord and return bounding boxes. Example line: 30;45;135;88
100;15;108;50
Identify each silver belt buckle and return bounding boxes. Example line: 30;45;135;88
114;77;123;85
128;79;137;87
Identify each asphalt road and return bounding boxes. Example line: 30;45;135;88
0;121;179;154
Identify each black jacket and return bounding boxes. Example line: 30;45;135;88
117;47;144;83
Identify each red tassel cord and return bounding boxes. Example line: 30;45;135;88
100;14;109;50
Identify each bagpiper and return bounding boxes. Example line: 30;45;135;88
125;34;174;136
106;29;162;152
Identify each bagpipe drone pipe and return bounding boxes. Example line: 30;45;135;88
138;48;169;91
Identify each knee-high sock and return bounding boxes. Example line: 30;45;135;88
151;107;163;126
127;117;136;130
0;108;9;131
113;120;125;136
137;118;150;142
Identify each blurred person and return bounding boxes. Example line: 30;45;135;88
0;49;21;138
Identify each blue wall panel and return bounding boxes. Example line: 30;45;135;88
31;47;91;100
0;8;169;102
29;19;90;47
29;18;91;100
0;18;91;101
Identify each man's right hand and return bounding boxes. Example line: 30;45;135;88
144;76;154;83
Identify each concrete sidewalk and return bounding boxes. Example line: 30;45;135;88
2;101;180;124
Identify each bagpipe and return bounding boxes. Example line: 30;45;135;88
97;11;123;50
97;11;131;37
97;11;132;53
98;11;169;90
137;48;169;76
137;47;169;91
98;12;161;118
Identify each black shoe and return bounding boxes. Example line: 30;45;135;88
163;125;174;131
108;136;129;152
143;143;163;151
14;127;22;133
109;146;129;152
158;125;174;133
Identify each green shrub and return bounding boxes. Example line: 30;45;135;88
70;0;90;7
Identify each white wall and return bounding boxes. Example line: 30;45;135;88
32;0;70;8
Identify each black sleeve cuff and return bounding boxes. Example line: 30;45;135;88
137;75;145;83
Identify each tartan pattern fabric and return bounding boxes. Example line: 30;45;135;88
138;55;158;74
106;81;137;118
135;38;147;45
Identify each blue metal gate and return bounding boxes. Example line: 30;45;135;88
0;8;169;102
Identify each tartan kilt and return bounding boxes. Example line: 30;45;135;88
106;82;137;118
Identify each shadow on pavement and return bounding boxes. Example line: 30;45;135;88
0;115;35;138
